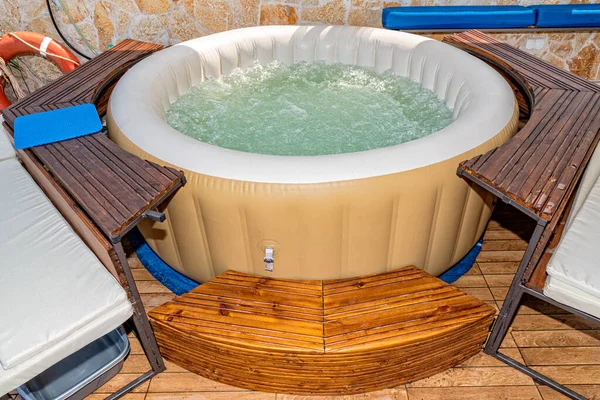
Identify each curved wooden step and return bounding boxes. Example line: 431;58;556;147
148;266;495;395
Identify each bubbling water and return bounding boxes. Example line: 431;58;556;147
166;61;455;156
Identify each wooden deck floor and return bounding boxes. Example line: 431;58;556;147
88;203;597;399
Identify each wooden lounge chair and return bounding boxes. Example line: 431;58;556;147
443;30;600;400
0;41;184;399
0;119;135;396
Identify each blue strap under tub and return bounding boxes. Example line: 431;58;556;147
14;104;102;150
382;6;536;30
532;4;600;28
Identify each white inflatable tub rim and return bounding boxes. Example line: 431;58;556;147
109;25;516;184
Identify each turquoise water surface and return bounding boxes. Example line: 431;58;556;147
166;61;454;156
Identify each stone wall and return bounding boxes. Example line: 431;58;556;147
0;0;599;97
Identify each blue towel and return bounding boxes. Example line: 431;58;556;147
14;104;102;150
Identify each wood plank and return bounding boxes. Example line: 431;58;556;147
453;275;488;288
537;385;600;400
407;386;542;400
512;314;599;331
407;366;535;387
476;251;525;263
532;366;600;385
323;296;487;338
508;298;570;316
146;394;276;400
148;372;251;392
87;394;145;400
459;287;494;301
478;262;520;275
457;348;525;367
512;330;600;348
481;240;528;251
490;287;509;301
92;373;151;393
483;274;514;287
521;347;600;365
173;296;323;321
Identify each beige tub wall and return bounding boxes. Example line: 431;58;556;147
108;103;519;282
1;0;599;100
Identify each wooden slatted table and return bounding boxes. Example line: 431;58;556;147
443;30;600;291
149;267;495;395
2;39;185;243
443;31;600;400
1;39;185;396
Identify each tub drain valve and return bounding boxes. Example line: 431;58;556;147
264;247;274;272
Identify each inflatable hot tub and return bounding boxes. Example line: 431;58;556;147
107;25;518;282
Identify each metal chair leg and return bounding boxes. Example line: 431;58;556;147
493;351;587;400
484;221;545;354
103;241;166;399
104;370;158;400
480;219;591;400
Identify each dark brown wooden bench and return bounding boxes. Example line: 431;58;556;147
1;40;185;398
443;30;600;400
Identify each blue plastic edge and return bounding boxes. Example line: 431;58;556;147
128;228;200;296
438;237;483;284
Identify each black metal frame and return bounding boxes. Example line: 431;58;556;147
103;240;165;400
101;178;185;399
458;169;600;400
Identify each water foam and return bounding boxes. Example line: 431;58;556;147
166;61;454;156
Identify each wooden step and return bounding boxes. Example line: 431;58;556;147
148;266;495;395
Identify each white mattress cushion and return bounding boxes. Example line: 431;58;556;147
544;150;600;319
0;117;15;161
0;301;132;395
544;275;600;319
0;158;133;393
567;143;600;228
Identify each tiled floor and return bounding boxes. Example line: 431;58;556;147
17;203;600;400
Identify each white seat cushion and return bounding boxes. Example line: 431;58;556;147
0;117;15;161
567;143;600;228
0;158;133;394
544;275;600;319
544;146;600;319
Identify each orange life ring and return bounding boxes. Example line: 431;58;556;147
0;32;80;110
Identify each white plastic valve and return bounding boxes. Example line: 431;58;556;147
264;247;274;272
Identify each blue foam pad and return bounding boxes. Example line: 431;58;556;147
382;6;535;30
128;228;199;296
532;4;600;28
438;238;482;284
14;104;102;150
